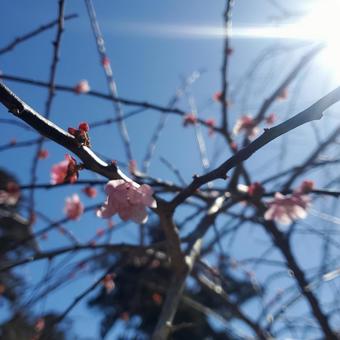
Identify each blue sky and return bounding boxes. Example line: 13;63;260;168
1;0;340;338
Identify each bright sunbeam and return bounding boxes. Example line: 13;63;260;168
116;0;340;80
292;0;340;82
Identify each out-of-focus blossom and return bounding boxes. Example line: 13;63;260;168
277;87;288;100
213;91;229;106
96;228;105;237
265;113;276;125
34;318;45;332
68;122;91;147
64;194;84;220
205;118;216;136
83;186;97;198
226;47;234;55
233;115;259;139
97;180;157;224
264;192;310;225
298;180;314;194
230;141;238;152
247;182;265;198
38;149;49;160
102;273;115;293
152;293;163;305
102;56;110;68
0;182;20;206
183;114;197;126
74;79;90;94
50;154;78;184
120;312;130;321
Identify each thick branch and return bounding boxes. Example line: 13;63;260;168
171;86;340;208
0;81;130;181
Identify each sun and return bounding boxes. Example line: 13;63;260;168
295;0;340;82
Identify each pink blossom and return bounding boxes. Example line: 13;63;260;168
83;186;97;198
212;92;229;106
277;87;288;100
265;113;276;125
38;149;49;160
102;56;110;68
50;154;78;184
183;114;197;126
102;273;115;293
247;182;265;198
96;228;105;237
205;118;216;136
233;115;259;138
226;47;234;55
298;180;314;194
0;182;20;206
34;318;45;332
64;194;84;220
74;79;90;94
264;192;310;225
97;180;157;224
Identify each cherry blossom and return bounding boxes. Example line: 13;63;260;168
97;180;157;224
64;194;84;220
226;47;234;55
96;228;105;237
74;79;90;94
102;273;115;293
264;192;310;225
34;318;45;332
233;115;259;138
298;180;314;194
152;293;163;305
277;87;288;100
205;118;216;136
102;55;110;68
38;149;49;160
183;113;197;126
265;113;276;125
212;91;229;106
68;122;91;147
83;186;97;198
0;182;20;206
50;154;78;184
247;182;265;198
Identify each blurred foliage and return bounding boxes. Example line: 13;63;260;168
89;222;260;339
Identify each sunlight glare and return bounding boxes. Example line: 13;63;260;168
295;0;340;81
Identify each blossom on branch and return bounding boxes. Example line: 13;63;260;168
264;192;310;225
277;87;288;100
247;182;265;198
38;149;49;160
233;115;259;139
0;182;20;206
102;273;115;294
183;114;197;126
97;180;157;224
205;118;216;136
68;122;91;147
265;113;276;125
64;194;84;220
74;79;90;94
50;154;78;184
83;186;97;198
298;180;314;194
